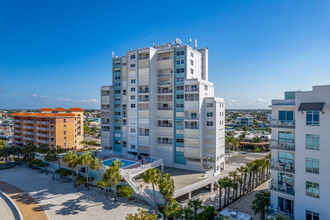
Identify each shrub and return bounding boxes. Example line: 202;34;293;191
118;186;133;198
55;168;72;177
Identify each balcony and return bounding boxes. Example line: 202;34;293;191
158;141;173;145
157;107;173;111
158;81;173;86
185;88;199;92
37;127;49;131
23;126;34;130
23;137;34;141
139;89;149;94
270;160;295;173
23;120;34;124
13;135;21;139
158;125;173;128
185;125;199;129
37;133;49;138
270;120;295;128
158;72;173;78
15;140;23;144
14;125;21;128
269;181;295;196
158;90;173;94
38;139;49;144
157;56;172;61
14;120;21;123
139;98;149;102
184;116;199;120
139;55;149;60
23;131;34;135
270;140;295;151
37;121;49;125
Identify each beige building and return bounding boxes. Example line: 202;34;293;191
12;107;84;149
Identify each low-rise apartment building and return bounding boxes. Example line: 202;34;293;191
12;108;84;149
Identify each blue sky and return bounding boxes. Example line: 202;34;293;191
1;0;330;109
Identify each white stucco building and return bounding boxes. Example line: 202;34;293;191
101;40;225;174
269;85;330;219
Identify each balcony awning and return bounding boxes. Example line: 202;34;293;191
298;102;325;111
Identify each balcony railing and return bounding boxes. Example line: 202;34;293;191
23;120;34;124
184;116;199;120
139;132;149;137
139;89;149;94
270;181;295;196
38;139;49;144
185;88;199;92
158;81;173;86
23;126;34;130
158;72;173;77
158;97;173;102
270;160;295;173
37;121;49;125
15;140;23;144
13;135;21;139
270;140;295;151
185;125;199;129
14;125;21;128
23;131;34;135
14;120;21;123
270;120;295;128
157;107;173;110
37;133;49;138
37;127;49;131
139;55;149;60
158;124;173;128
23;137;34;141
157;56;172;61
158;90;173;94
158;141;173;145
268;207;294;219
139;98;149;102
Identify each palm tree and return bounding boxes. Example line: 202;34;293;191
226;136;236;164
165;199;183;220
22;143;36;162
252;191;270;220
45;148;57;180
37;144;50;175
229;171;239;201
54;145;65;177
213;178;225;211
236;166;245;198
104;159;123;202
187;198;203;220
63;151;79;188
90;158;104;181
142;168;162;215
79;152;94;190
159;173;175;219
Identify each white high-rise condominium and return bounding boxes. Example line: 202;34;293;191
101;40;226;174
269;85;330;219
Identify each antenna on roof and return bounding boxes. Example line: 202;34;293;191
175;38;181;46
194;39;197;49
189;38;191;46
112;51;114;58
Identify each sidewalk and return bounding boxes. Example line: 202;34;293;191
0;180;48;220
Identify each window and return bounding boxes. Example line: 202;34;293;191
207;121;213;126
176;68;185;73
306;210;319;220
176;59;185;64
306;158;319;174
131;128;135;133
306;134;319;150
306;111;319;126
278;132;294;144
190;52;194;57
306;181;319;198
130;64;136;68
64;137;66;142
131;79;136;84
206;103;213;107
64;131;66;135
115;83;120;86
131;95;135;100
177;77;184;82
130;55;136;59
176;86;184;90
278;152;294;164
64;125;66;129
176;103;184;108
114;68;121;72
190;69;194;74
278;197;294;216
176;94;184;99
115;111;121;115
190;60;194;65
176;51;184;56
279;111;293;122
207;112;213;117
185;94;199;101
64;143;66;147
115;75;121;80
131;104;136;108
64;119;66;123
131;145;136;149
176;138;184;143
131;87;136;92
115;90;121;94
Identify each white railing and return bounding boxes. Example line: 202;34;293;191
14;120;21;123
23;126;34;130
23;137;34;141
13;135;21;139
37;133;49;138
23;131;34;135
37;121;49;125
270;160;295;173
37;127;49;131
38;139;49;144
23;120;34;124
14;125;21;128
270;140;295;151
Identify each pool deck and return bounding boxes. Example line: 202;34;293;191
101;156;142;170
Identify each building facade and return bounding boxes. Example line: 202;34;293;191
12;108;84;149
269;85;330;219
236;115;254;127
101;40;226;174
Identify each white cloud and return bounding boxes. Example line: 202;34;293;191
75;98;97;104
57;98;71;102
31;94;48;101
257;97;265;102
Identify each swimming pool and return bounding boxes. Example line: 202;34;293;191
102;158;138;168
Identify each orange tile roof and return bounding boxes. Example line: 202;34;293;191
11;113;76;117
67;107;84;112
53;107;67;111
38;108;53;111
